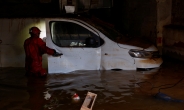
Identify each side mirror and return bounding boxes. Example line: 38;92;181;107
85;37;96;47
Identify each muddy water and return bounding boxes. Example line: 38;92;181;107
0;60;184;110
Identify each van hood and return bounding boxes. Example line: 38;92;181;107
115;36;155;49
115;37;153;49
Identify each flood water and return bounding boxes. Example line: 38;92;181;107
0;59;184;110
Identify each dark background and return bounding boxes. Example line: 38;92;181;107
1;0;184;47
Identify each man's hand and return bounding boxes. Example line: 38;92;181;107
53;52;63;57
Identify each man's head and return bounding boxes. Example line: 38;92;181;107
29;27;41;37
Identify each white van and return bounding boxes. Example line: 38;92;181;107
45;16;163;73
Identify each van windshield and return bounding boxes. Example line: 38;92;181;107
78;17;152;48
78;17;126;42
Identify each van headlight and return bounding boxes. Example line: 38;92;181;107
128;49;160;58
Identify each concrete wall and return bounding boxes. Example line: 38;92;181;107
163;25;184;60
172;0;184;25
162;0;184;60
156;0;172;54
0;18;48;68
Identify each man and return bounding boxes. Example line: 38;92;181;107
24;27;62;77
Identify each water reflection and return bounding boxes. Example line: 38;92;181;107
27;77;48;110
0;61;184;110
43;69;161;110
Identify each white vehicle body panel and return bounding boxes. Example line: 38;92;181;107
46;18;163;73
46;18;102;73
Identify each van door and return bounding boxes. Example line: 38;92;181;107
46;19;103;73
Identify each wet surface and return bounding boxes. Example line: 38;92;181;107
0;59;184;110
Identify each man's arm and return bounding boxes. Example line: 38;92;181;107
37;38;63;57
37;38;55;55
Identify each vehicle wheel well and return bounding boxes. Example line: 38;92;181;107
137;68;153;71
111;68;122;71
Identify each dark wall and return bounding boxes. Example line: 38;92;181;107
162;0;184;60
172;0;184;25
113;0;157;44
89;0;157;44
0;0;60;17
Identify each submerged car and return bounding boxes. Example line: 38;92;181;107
45;16;163;73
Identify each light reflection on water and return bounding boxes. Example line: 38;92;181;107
0;60;184;110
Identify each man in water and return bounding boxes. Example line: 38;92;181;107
24;27;62;77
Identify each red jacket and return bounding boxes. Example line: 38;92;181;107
24;36;55;77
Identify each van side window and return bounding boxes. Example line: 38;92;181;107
49;21;104;47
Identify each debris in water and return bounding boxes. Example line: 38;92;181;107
44;91;51;100
72;93;80;101
155;92;184;103
80;92;97;110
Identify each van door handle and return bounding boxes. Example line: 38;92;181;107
105;53;108;55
